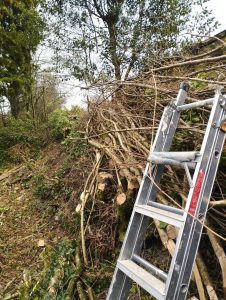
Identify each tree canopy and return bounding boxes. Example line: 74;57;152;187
0;0;44;118
44;0;218;82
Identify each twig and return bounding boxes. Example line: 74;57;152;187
80;127;158;140
154;218;205;300
154;75;226;86
72;125;204;141
209;199;226;207
80;151;102;266
115;81;172;93
145;55;226;73
206;218;226;299
193;263;206;300
196;253;218;300
2;278;16;295
183;45;224;61
77;280;87;300
181;32;226;48
3;293;19;300
188;64;226;77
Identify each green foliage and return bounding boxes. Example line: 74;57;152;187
44;0;218;82
31;73;65;121
181;110;202;124
32;172;71;203
33;174;55;200
189;77;208;90
46;109;70;140
158;221;168;229
0;116;39;164
19;240;77;300
0;117;37;145
63;107;88;157
87;262;115;295
0;108;81;167
0;0;44;117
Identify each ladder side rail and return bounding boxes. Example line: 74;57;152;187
136;104;174;206
164;91;222;295
165;92;225;299
137;84;190;208
176;109;226;300
165;92;221;297
132;88;189;257
107;105;175;300
122;104;177;258
122;89;188;257
107;85;188;300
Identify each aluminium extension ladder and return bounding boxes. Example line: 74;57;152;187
107;83;226;300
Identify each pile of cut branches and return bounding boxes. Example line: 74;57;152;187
72;37;226;300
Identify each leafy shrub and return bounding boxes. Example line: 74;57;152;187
0;117;36;144
0;106;88;168
33;174;53;200
63;106;88;157
33;173;63;201
19;240;77;300
46;109;70;140
0;116;40;165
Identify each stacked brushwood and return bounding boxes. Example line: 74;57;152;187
74;37;226;299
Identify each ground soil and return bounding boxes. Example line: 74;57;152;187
0;146;74;299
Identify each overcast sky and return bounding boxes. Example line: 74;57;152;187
208;0;226;34
47;0;226;109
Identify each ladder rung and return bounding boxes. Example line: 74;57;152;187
135;204;184;227
151;151;198;161
132;254;168;281
149;201;184;216
148;152;200;169
177;98;214;111
118;260;165;300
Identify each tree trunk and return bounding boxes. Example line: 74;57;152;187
8;79;22;118
9;96;20;119
107;21;121;80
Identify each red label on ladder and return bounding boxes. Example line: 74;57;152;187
189;170;205;216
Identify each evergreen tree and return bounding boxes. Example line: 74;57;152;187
0;0;44;118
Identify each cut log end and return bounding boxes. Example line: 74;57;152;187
116;193;127;205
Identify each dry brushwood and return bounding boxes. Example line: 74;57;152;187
72;38;226;299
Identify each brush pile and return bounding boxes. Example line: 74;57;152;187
73;36;226;299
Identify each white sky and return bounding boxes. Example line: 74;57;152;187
208;0;226;34
37;0;226;109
